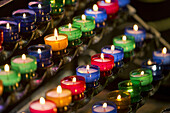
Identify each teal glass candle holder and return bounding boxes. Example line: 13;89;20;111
130;68;153;92
113;35;135;58
11;55;37;80
59;24;82;47
118;80;141;103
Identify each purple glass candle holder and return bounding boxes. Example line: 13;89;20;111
27;44;53;68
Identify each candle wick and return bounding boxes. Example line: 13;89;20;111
104;108;106;112
41;104;44;110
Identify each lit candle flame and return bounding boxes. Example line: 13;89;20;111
6;23;10;29
133;24;138;31
162;47;167;54
38;4;42;9
122;35;127;41
105;0;111;3
101;53;104;60
93;4;98;11
4;64;10;72
141;71;144;76
38;48;41;54
82;14;86;21
117;95;121;101
86;65;90;71
54;28;58;39
23;13;26;18
39;97;45;105
147;59;152;65
111;45;115;51
68;23;72;29
72;77;76;82
57;85;62;94
22;54;26;60
103;103;107;109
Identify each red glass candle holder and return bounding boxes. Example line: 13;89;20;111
0;29;3;51
91;53;114;77
61;75;86;101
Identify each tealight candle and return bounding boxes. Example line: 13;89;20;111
97;0;119;19
28;44;53;68
46;85;72;112
0;18;20;43
28;1;51;22
76;65;100;88
91;53;114;77
12;9;36;32
130;68;153;91
118;0;130;8
113;35;135;58
0;64;21;92
92;101;117;113
72;15;95;37
107;90;131;111
84;4;107;28
101;45;124;67
60;76;86;101
118;80;141;103
59;23;82;47
44;28;68;52
124;24;146;47
142;59;163;81
11;54;37;80
29;97;57;113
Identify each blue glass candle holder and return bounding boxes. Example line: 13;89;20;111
12;9;36;33
92;101;117;113
27;44;53;68
76;65;100;88
101;45;124;67
142;59;163;81
0;18;20;43
124;26;146;48
118;0;130;8
84;8;107;28
28;1;51;22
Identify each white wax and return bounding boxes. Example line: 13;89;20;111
93;105;115;112
86;10;102;15
12;57;33;64
98;1;113;6
30;101;55;111
46;89;71;98
76;20;90;23
93;59;111;62
78;68;97;73
126;29;143;34
45;35;66;41
102;49;121;54
115;40;130;44
61;28;77;31
61;81;80;85
131;74;147;77
154;51;170;57
0;71;14;75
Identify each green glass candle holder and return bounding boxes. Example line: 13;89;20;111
49;0;65;7
50;6;64;15
11;55;37;80
130;68;153;92
59;24;82;47
113;35;136;58
118;80;142;103
65;0;77;5
72;15;95;37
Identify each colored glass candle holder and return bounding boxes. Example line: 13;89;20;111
46;85;72;112
11;54;37;80
72;15;95;37
28;44;53;68
92;101;117;113
124;24;146;48
0;64;21;92
118;80;141;103
91;53;114;77
60;75;86;101
142;59;163;81
130;68;153;91
29;97;57;113
0;18;20;43
118;0;130;8
58;24;82;47
65;0;77;5
84;4;107;28
12;9;36;33
97;0;119;19
76;65;100;88
28;1;51;22
0;80;3;96
49;0;64;15
101;45;124;67
0;29;3;52
107;90;131;111
113;35;135;58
